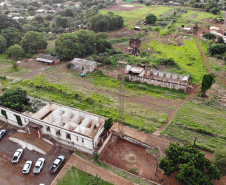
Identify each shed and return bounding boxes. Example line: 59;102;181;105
70;58;97;73
36;55;60;65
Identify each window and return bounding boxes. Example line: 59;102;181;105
82;138;84;143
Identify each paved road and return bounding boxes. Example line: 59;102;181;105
0;125;73;185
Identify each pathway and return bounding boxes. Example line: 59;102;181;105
153;26;213;135
51;154;135;185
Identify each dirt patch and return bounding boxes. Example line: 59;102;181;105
99;136;180;185
103;4;141;11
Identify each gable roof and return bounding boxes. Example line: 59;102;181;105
36;55;58;63
70;58;96;67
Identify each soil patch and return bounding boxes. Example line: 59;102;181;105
103;4;141;11
99;136;180;185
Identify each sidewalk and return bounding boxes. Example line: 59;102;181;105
51;154;135;185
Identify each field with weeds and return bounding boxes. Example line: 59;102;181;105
16;72;186;133
100;5;174;25
57;166;112;185
161;100;226;150
146;39;206;84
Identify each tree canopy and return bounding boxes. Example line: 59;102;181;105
145;14;157;25
212;149;226;176
208;44;226;56
203;32;216;40
0;86;28;112
159;142;222;185
201;73;215;97
1;27;22;47
0;14;23;32
7;44;24;58
55;33;86;60
0;35;7;53
88;13;124;32
20;31;47;54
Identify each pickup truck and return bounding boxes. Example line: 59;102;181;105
49;155;65;173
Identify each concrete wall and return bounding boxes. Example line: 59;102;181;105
0;107;28;127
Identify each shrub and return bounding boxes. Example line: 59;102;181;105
208;44;226;56
66;62;71;69
25;53;32;58
104;117;113;130
85;97;95;104
96;56;111;65
94;153;99;161
129;167;137;174
217;37;224;43
203;32;216;40
7;44;24;58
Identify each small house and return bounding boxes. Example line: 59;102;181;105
134;26;141;31
36;54;60;65
70;58;97;73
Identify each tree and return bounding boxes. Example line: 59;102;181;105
20;31;47;54
206;2;218;12
95;32;108;40
54;15;69;28
0;86;28;112
55;33;86;60
75;30;96;55
7;44;24;58
203;32;216;40
31;15;44;24
27;6;36;16
96;39;112;53
1;27;22;47
159;142;222;185
209;7;220;15
145;14;157;24
217;37;224;43
212;149;226;176
104;117;113;130
0;35;7;53
201;73;215;97
208;44;226;56
0;14;23;32
23;24;35;32
65;9;73;17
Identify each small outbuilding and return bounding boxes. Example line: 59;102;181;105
70;58;97;73
36;54;60;65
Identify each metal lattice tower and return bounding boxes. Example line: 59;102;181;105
118;61;127;134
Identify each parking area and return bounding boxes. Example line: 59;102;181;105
0;123;73;185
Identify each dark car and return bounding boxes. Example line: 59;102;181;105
0;129;7;139
49;155;65;173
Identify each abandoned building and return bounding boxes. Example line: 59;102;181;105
36;54;60;65
0;102;109;154
125;38;141;55
125;65;190;91
70;58;97;73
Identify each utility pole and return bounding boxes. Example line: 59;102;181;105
118;60;127;135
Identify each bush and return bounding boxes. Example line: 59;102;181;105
7;44;24;58
203;32;216;40
94;153;99;161
66;62;71;69
208;44;226;56
96;56;111;65
218;37;224;43
104;117;113;130
25;53;32;58
129;167;137;174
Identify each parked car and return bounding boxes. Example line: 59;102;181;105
49;155;65;173
33;158;45;174
11;149;23;163
22;161;32;174
0;129;7;139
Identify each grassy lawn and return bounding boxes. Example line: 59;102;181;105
161;101;226;150
145;39;206;84
100;5;174;25
57;166;112;185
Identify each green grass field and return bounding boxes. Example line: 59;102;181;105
57;166;112;185
100;5;174;25
161;101;226;150
146;39;206;84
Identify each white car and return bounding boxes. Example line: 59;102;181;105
22;161;32;174
11;149;23;163
33;158;45;174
